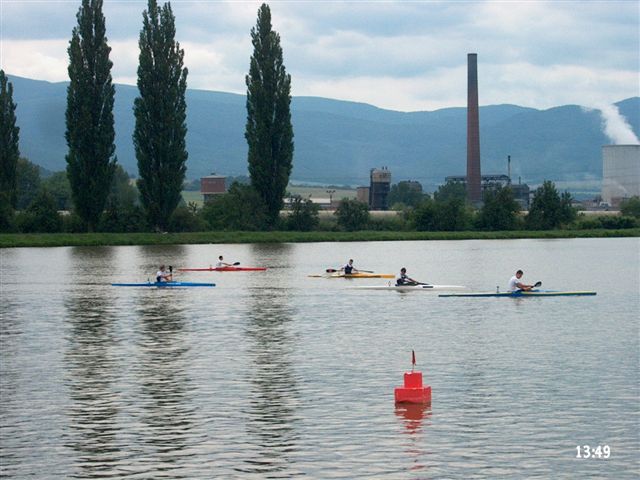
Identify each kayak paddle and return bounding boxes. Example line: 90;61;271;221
521;281;542;291
326;267;375;273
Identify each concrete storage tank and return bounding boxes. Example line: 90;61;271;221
602;145;640;206
369;167;391;210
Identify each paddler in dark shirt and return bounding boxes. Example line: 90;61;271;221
341;259;359;275
396;267;418;286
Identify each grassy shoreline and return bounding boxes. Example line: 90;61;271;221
1;229;638;248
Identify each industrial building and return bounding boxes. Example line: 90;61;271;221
444;174;530;208
601;145;640;207
200;174;226;202
369;167;392;210
356;187;370;205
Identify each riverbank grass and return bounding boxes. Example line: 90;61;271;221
1;229;638;248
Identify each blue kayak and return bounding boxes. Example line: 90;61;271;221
112;281;215;287
439;289;596;298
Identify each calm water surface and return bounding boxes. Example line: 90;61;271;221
1;238;638;479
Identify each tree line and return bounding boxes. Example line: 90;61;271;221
1;1;291;233
1;1;638;235
3;158;639;233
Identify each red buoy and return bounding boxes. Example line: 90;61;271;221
394;350;431;404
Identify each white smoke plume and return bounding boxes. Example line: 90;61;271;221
597;104;639;145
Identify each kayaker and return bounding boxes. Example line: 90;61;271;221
341;259;359;275
156;265;172;282
216;256;232;268
508;270;534;291
396;267;418;286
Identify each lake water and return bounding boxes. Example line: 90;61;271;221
0;238;638;479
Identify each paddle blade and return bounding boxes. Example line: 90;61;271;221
534;281;542;288
233;262;240;266
326;268;338;273
412;350;416;366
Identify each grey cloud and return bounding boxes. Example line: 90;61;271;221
2;0;637;111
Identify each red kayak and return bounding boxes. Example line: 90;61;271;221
178;266;267;272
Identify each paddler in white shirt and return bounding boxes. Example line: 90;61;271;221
216;255;232;267
156;265;172;282
508;269;533;291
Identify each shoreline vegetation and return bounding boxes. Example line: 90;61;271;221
1;228;638;248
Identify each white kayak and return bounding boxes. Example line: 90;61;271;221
350;284;467;291
439;289;596;297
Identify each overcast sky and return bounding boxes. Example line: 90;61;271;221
1;0;638;112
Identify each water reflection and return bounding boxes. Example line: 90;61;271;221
2;239;637;478
63;287;123;478
0;297;25;476
249;243;293;271
395;403;432;474
136;244;188;276
131;292;198;478
238;285;300;477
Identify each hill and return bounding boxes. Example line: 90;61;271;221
7;74;640;191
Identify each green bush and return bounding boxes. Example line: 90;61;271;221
526;181;576;230
620;196;640;218
412;198;472;231
62;213;88;233
572;214;638;230
98;200;148;233
168;206;207;232
284;196;319;231
367;214;409;231
598;215;638;229
476;186;520;231
17;189;62;233
200;183;268;231
334;199;370;231
316;216;339;231
388;181;425;208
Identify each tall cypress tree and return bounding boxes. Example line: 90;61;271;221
134;0;188;231
0;70;20;208
65;0;116;231
245;3;294;227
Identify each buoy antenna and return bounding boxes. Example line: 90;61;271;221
411;350;416;371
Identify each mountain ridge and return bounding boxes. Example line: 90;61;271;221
7;74;640;191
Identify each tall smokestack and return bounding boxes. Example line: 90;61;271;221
467;53;481;203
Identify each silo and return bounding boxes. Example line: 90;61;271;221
602;145;640;206
369;167;391;210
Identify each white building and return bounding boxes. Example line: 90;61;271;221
602;145;640;206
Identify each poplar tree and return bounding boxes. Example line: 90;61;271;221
0;70;20;208
245;3;294;227
134;0;188;231
65;0;116;231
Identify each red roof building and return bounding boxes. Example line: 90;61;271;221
200;175;226;202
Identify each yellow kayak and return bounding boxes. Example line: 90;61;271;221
308;272;395;279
